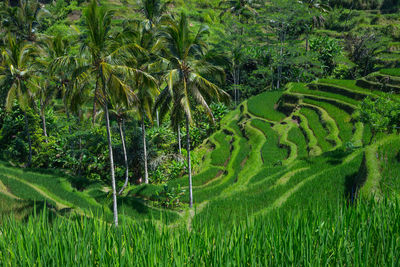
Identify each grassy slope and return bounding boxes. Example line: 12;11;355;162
2;69;400;226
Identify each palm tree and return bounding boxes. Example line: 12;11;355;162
73;0;156;226
0;0;44;42
108;103;133;195
139;0;170;30
0;35;37;167
159;13;229;208
28;77;56;142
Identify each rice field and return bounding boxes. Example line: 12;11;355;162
2;70;400;265
1;198;400;266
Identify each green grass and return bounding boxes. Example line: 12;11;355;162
247;91;286;121
300;108;333;152
287;127;308;159
168;167;223;188
251;119;288;166
0;174;55;206
316;79;377;95
210;131;232;166
0;164;106;215
118;196;179;223
194;151;362;226
290;83;359;106
378;138;400;196
1;198;400;265
302;99;353;145
380;68;400;77
297;112;321;156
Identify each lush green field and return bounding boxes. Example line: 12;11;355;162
247;91;286;121
1;199;399;266
2;65;400;265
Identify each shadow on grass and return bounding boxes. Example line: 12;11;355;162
0;160;102;191
0;200;59;223
344;153;367;204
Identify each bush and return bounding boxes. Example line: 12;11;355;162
310;36;342;75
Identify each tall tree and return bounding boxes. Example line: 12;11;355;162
76;0;156;226
0;36;37;167
159;13;229;208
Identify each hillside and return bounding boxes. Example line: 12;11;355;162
134;68;400;225
2;69;400;226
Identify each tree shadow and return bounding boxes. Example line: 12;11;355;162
117;195;151;215
344;154;367;204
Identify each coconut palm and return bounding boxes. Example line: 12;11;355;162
0;0;45;42
0;35;37;167
70;0;156;226
119;17;163;184
139;0;170;30
28;77;56;142
108;103;133;195
158;13;229;208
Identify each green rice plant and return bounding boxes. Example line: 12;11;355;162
117;196;180;223
303;99;353;144
194;151;362;226
249;166;287;184
251;119;287;166
247;91;286;121
380;68;400;77
290;83;360;106
0;164;106;215
297;113;322;156
0;174;55;206
303;104;342;149
362;124;373;146
0;193;35;220
210;131;232;166
351;122;364;147
317;79;378;95
1;198;400;266
356;77;400;93
287;127;308;159
283;151;363;209
193;124;251;203
300;108;333;152
168;167;223;188
378;138;400;195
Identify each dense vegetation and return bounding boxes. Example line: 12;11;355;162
1;0;400;265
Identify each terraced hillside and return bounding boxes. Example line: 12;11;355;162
2;69;400;226
173;68;400;226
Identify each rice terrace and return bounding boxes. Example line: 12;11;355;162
1;0;400;265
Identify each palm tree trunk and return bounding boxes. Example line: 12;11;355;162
104;104;118;227
92;78;99;125
24;111;32;167
118;120;129;195
141;117;149;184
186;116;193;208
40;102;48;143
305;32;309;52
178;124;182;155
66;110;72;135
156;110;160;127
